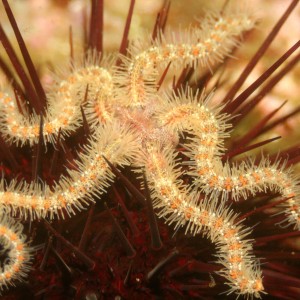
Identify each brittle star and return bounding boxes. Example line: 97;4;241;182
0;5;299;298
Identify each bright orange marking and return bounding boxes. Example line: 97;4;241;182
3;192;12;204
89;173;97;181
61;117;69;125
254;279;264;292
224;177;233;191
45;123;54;134
202;139;215;146
209;175;218;187
16;244;23;251
184;207;194;219
69;186;75;193
283;180;291;189
4;96;11;104
43;199;51;210
58;195;67;208
239;278;248;291
213;217;223;229
196;153;209;160
211;33;221;42
18;255;25;262
176;46;185;57
11;125;18;134
94;105;103;119
58;85;68;93
252;172;261;183
79;185;87;194
215;23;227;31
148;51;158;62
224;228;236;239
228;255;242;263
9;233;17;241
0;226;7;234
199;210;209;225
229;269;242;280
202;125;210;133
198;167;209;176
239;175;248;187
32;125;39;136
30;196;38;209
170;198;180;210
13;265;20;273
91;69;100;76
228;242;242;251
160;187;171;196
263;168;273;178
204;41;212;53
21;127;28;136
191;46;199;56
68;76;76;84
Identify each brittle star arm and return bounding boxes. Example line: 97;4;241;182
140;144;263;297
0;65;114;145
0;215;32;292
0;123;138;289
0;123;138;218
156;88;300;229
115;9;256;106
189;140;300;229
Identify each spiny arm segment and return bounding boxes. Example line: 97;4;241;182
140;144;263;297
0;65;114;145
0;123;138;219
190;145;300;229
156;88;231;143
116;10;256;106
0;215;32;292
158;89;300;229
